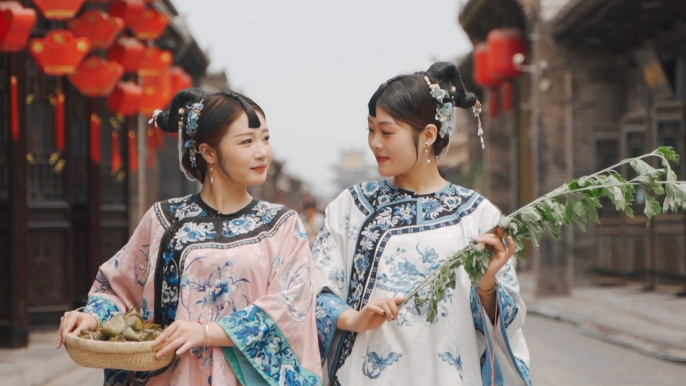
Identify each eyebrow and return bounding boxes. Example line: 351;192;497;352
367;117;396;126
232;128;269;138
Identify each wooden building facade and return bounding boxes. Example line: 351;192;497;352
451;0;686;296
0;0;211;348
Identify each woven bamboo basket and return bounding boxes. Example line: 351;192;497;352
65;335;175;371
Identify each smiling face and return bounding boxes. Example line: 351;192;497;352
367;107;422;177
207;111;272;187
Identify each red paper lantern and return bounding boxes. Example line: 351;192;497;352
67;10;124;49
474;42;501;89
32;0;86;20
488;28;526;79
138;46;173;76
69;57;124;97
0;2;37;52
131;6;169;40
108;37;144;73
108;81;142;117
30;30;91;75
171;66;192;94
139;67;172;115
108;0;144;28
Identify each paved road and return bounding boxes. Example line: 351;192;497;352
42;314;686;385
525;314;686;385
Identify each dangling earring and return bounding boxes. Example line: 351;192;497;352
425;142;430;164
210;165;214;184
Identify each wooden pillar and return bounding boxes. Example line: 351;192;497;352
88;98;102;281
6;53;29;348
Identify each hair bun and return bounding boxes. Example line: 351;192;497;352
155;87;208;133
426;61;478;109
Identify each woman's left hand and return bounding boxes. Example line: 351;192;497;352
474;226;516;290
152;320;205;358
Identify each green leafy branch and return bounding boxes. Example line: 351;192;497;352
402;147;686;323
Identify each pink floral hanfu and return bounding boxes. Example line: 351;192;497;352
83;194;322;386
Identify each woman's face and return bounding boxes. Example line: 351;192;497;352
214;111;272;186
367;108;420;177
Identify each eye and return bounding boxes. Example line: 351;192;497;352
241;139;252;145
382;131;393;136
366;127;375;133
263;135;270;141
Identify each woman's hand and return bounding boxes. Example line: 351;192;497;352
475;226;516;291
57;311;98;348
152;320;205;358
337;297;405;333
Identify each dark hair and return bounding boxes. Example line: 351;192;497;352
368;62;478;157
156;88;265;182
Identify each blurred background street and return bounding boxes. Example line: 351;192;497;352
2;0;686;385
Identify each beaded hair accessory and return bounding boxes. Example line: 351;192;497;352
423;75;485;150
178;100;204;168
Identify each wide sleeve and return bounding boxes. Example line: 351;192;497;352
470;199;532;386
82;206;158;326
312;193;355;363
216;214;323;386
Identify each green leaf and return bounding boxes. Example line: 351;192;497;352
520;206;542;224
644;194;662;225
498;216;511;229
658;146;681;164
630;159;656;176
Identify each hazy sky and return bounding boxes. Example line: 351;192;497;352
173;0;472;198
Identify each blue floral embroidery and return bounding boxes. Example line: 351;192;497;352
218;305;321;386
174;222;217;250
327;269;346;290
470;286;485;333
361;346;402;379
377;244;451;325
170;201;205;220
107;245;126;270
500;261;519;288
223;215;259;237
134;244;150;287
181;260;250;322
361;180;381;196
312;230;334;269
394;204;416;225
94;271;112;293
316;291;350;361
438;346;463;379
83;295;120;324
515;357;533;386
498;285;519;329
141;297;152;321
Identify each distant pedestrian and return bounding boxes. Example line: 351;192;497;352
303;201;325;245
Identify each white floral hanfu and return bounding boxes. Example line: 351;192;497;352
314;180;531;386
83;194;322;386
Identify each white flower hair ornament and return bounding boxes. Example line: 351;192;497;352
424;75;485;153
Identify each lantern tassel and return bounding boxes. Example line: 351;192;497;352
90;113;101;164
10;76;19;141
55;92;66;151
111;130;122;173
